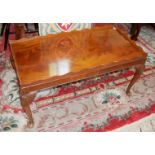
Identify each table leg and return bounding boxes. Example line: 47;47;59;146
14;23;25;39
126;64;145;95
21;92;36;128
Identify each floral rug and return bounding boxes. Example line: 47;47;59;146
114;113;155;132
0;24;155;132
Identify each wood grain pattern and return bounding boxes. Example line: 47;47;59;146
10;26;147;127
10;26;146;86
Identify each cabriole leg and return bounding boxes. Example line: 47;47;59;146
126;64;145;95
20;92;36;128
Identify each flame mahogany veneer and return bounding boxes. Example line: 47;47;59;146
10;25;147;128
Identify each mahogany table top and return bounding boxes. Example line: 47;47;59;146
10;26;147;91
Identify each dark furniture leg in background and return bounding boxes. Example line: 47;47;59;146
0;23;11;50
1;23;25;50
34;23;38;32
25;23;29;32
1;23;39;50
130;24;141;41
130;23;155;41
4;24;10;50
0;23;6;36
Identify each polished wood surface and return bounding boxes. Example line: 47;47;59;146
10;25;147;127
10;26;146;86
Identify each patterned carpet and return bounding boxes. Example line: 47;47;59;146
0;24;155;131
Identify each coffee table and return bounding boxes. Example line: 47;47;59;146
10;25;147;128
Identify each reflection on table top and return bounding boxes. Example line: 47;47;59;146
10;26;147;86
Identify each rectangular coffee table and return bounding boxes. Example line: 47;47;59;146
10;25;147;128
